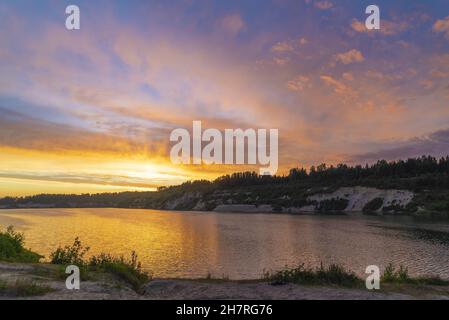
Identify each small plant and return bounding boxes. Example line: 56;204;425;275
0;279;54;297
263;263;362;288
89;251;150;291
382;263;411;283
49;237;90;266
381;263;449;285
0;226;42;263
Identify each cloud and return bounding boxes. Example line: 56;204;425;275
271;41;294;52
271;38;307;53
342;72;354;81
274;57;290;66
0;171;161;189
433;16;449;39
320;75;355;97
350;19;366;33
350;18;409;36
0;108;170;156
314;1;333;10
334;49;364;65
220;13;246;35
349;128;449;164
287;75;310;92
1;0;449;192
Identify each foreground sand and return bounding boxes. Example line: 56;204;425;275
1;263;448;300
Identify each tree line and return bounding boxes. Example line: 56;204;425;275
2;155;449;207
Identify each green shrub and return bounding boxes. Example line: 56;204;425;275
263;263;362;288
49;237;90;266
382;263;410;283
0;226;42;263
382;263;449;285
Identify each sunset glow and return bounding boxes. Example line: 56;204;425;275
1;0;449;196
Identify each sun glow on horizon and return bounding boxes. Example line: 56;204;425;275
1;1;449;197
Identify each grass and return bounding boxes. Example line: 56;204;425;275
263;263;363;288
88;252;151;291
0;226;43;263
381;263;449;286
0;279;54;297
263;262;449;288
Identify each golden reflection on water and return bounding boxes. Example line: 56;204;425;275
1;208;449;279
0;208;224;278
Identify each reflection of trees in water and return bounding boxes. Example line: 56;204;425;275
370;224;449;245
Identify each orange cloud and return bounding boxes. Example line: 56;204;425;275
334;49;364;65
433;16;449;39
320;75;356;97
350;18;409;36
287;76;310;92
314;1;333;10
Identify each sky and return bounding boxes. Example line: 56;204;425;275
1;0;449;196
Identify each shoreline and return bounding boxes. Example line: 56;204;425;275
1;206;441;222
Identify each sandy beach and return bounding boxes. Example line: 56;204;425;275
1;262;448;300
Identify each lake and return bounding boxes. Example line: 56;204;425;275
1;208;449;280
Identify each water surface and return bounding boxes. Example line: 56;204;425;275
1;208;449;279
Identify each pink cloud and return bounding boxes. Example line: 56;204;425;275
220;13;246;35
433;16;449;39
334;49;364;65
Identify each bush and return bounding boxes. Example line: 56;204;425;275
0;226;42;263
263;263;362;288
49;237;90;266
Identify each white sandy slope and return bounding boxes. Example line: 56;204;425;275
308;187;414;213
212;187;414;214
